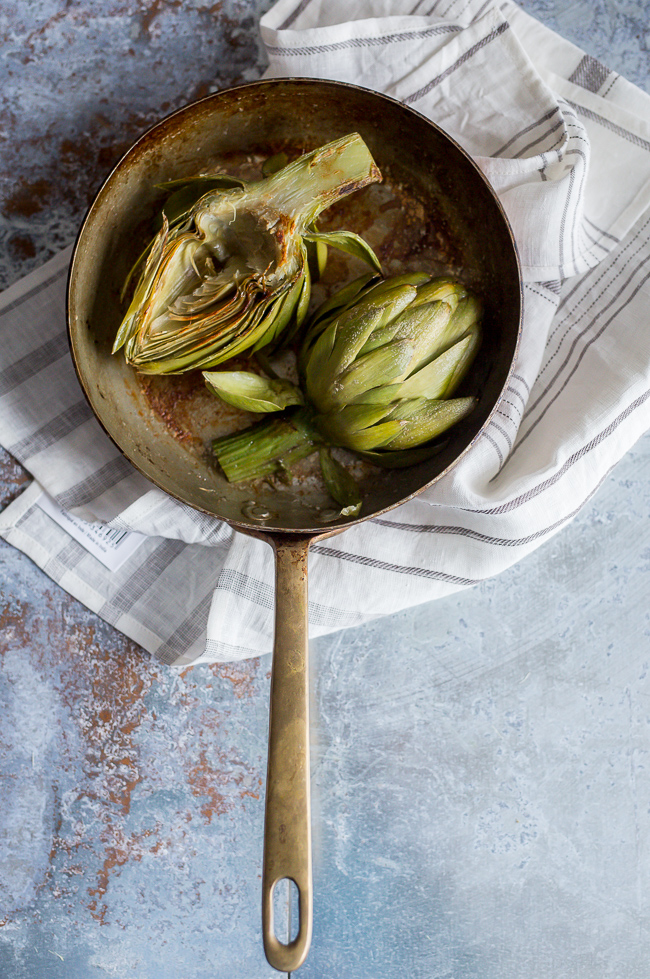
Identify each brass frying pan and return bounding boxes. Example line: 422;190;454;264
67;78;522;972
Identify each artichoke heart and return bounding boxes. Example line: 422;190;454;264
113;134;382;374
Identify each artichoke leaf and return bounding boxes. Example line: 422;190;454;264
113;215;171;350
261;152;289;177
334;339;414;408
306;236;328;281
387;300;454;373
395;328;480;400
315;402;394;445
356;316;407;356
298;273;380;375
361;272;431;299
203;370;304;413
306;272;379;333
410;277;467;309
263;245;312;352
349;382;403;405
319;448;362;517
296;250;312;326
384;396;476;450
324;285;417;381
252;272;304;352
304;230;382;274
301;320;339;404
340;419;404;451
417;295;481;364
446;295;483;343
304;220;328;282
119;233;163;305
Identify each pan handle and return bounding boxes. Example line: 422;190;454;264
262;536;313;972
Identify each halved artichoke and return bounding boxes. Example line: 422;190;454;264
113;134;382;374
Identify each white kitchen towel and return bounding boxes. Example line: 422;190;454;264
1;0;650;666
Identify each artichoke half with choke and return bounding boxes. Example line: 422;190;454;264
112;134;382;374
207;272;482;513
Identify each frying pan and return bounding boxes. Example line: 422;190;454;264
67;78;522;972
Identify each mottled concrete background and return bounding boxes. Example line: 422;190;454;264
0;0;277;288
1;2;650;977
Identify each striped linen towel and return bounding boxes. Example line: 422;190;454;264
1;0;650;665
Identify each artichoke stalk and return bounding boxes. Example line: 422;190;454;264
112;134;382;374
207;273;482;502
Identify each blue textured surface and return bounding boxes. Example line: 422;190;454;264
1;2;650;976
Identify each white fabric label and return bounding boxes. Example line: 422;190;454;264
34;492;147;572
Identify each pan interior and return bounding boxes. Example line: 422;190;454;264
68;80;521;534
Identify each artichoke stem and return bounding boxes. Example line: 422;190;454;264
212;411;318;483
261;133;381;225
